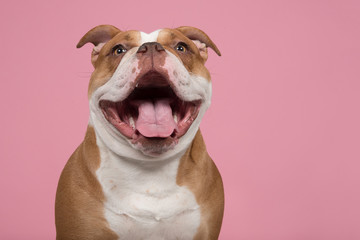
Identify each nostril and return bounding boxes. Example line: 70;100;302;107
155;43;164;52
137;44;148;53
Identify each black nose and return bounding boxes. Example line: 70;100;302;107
137;42;165;53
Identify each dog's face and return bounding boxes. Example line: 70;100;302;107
78;25;220;159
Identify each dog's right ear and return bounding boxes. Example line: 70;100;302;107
77;25;121;67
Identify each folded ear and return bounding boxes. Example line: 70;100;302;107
176;26;221;62
77;25;121;67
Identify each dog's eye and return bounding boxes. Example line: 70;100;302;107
175;42;187;52
113;45;127;55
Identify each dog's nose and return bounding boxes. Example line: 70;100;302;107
137;42;165;53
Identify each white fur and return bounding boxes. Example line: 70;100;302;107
140;30;161;44
95;136;201;240
88;30;213;239
163;50;212;106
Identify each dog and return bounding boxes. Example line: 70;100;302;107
55;25;224;240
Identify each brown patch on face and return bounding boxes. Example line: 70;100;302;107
87;31;141;98
170;32;176;40
157;29;211;81
176;130;224;239
124;34;131;41
55;126;118;239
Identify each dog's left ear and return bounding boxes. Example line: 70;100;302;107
77;25;121;67
176;26;221;62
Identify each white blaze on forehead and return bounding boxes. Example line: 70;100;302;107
140;29;161;44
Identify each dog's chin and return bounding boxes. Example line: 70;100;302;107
131;135;179;156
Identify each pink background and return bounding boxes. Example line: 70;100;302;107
1;0;360;239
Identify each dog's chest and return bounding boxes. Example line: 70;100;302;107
96;146;201;240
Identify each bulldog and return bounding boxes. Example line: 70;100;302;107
55;25;224;240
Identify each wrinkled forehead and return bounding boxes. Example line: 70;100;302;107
103;29;191;49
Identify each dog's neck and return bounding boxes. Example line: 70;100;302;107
93;124;201;227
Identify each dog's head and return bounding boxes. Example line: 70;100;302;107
78;25;220;159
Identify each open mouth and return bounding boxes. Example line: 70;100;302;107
99;71;201;145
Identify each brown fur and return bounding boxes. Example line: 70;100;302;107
55;126;117;240
157;29;212;80
56;127;224;240
87;31;141;98
177;130;224;240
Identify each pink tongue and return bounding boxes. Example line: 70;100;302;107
135;99;177;138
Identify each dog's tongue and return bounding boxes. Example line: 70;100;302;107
135;99;177;138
